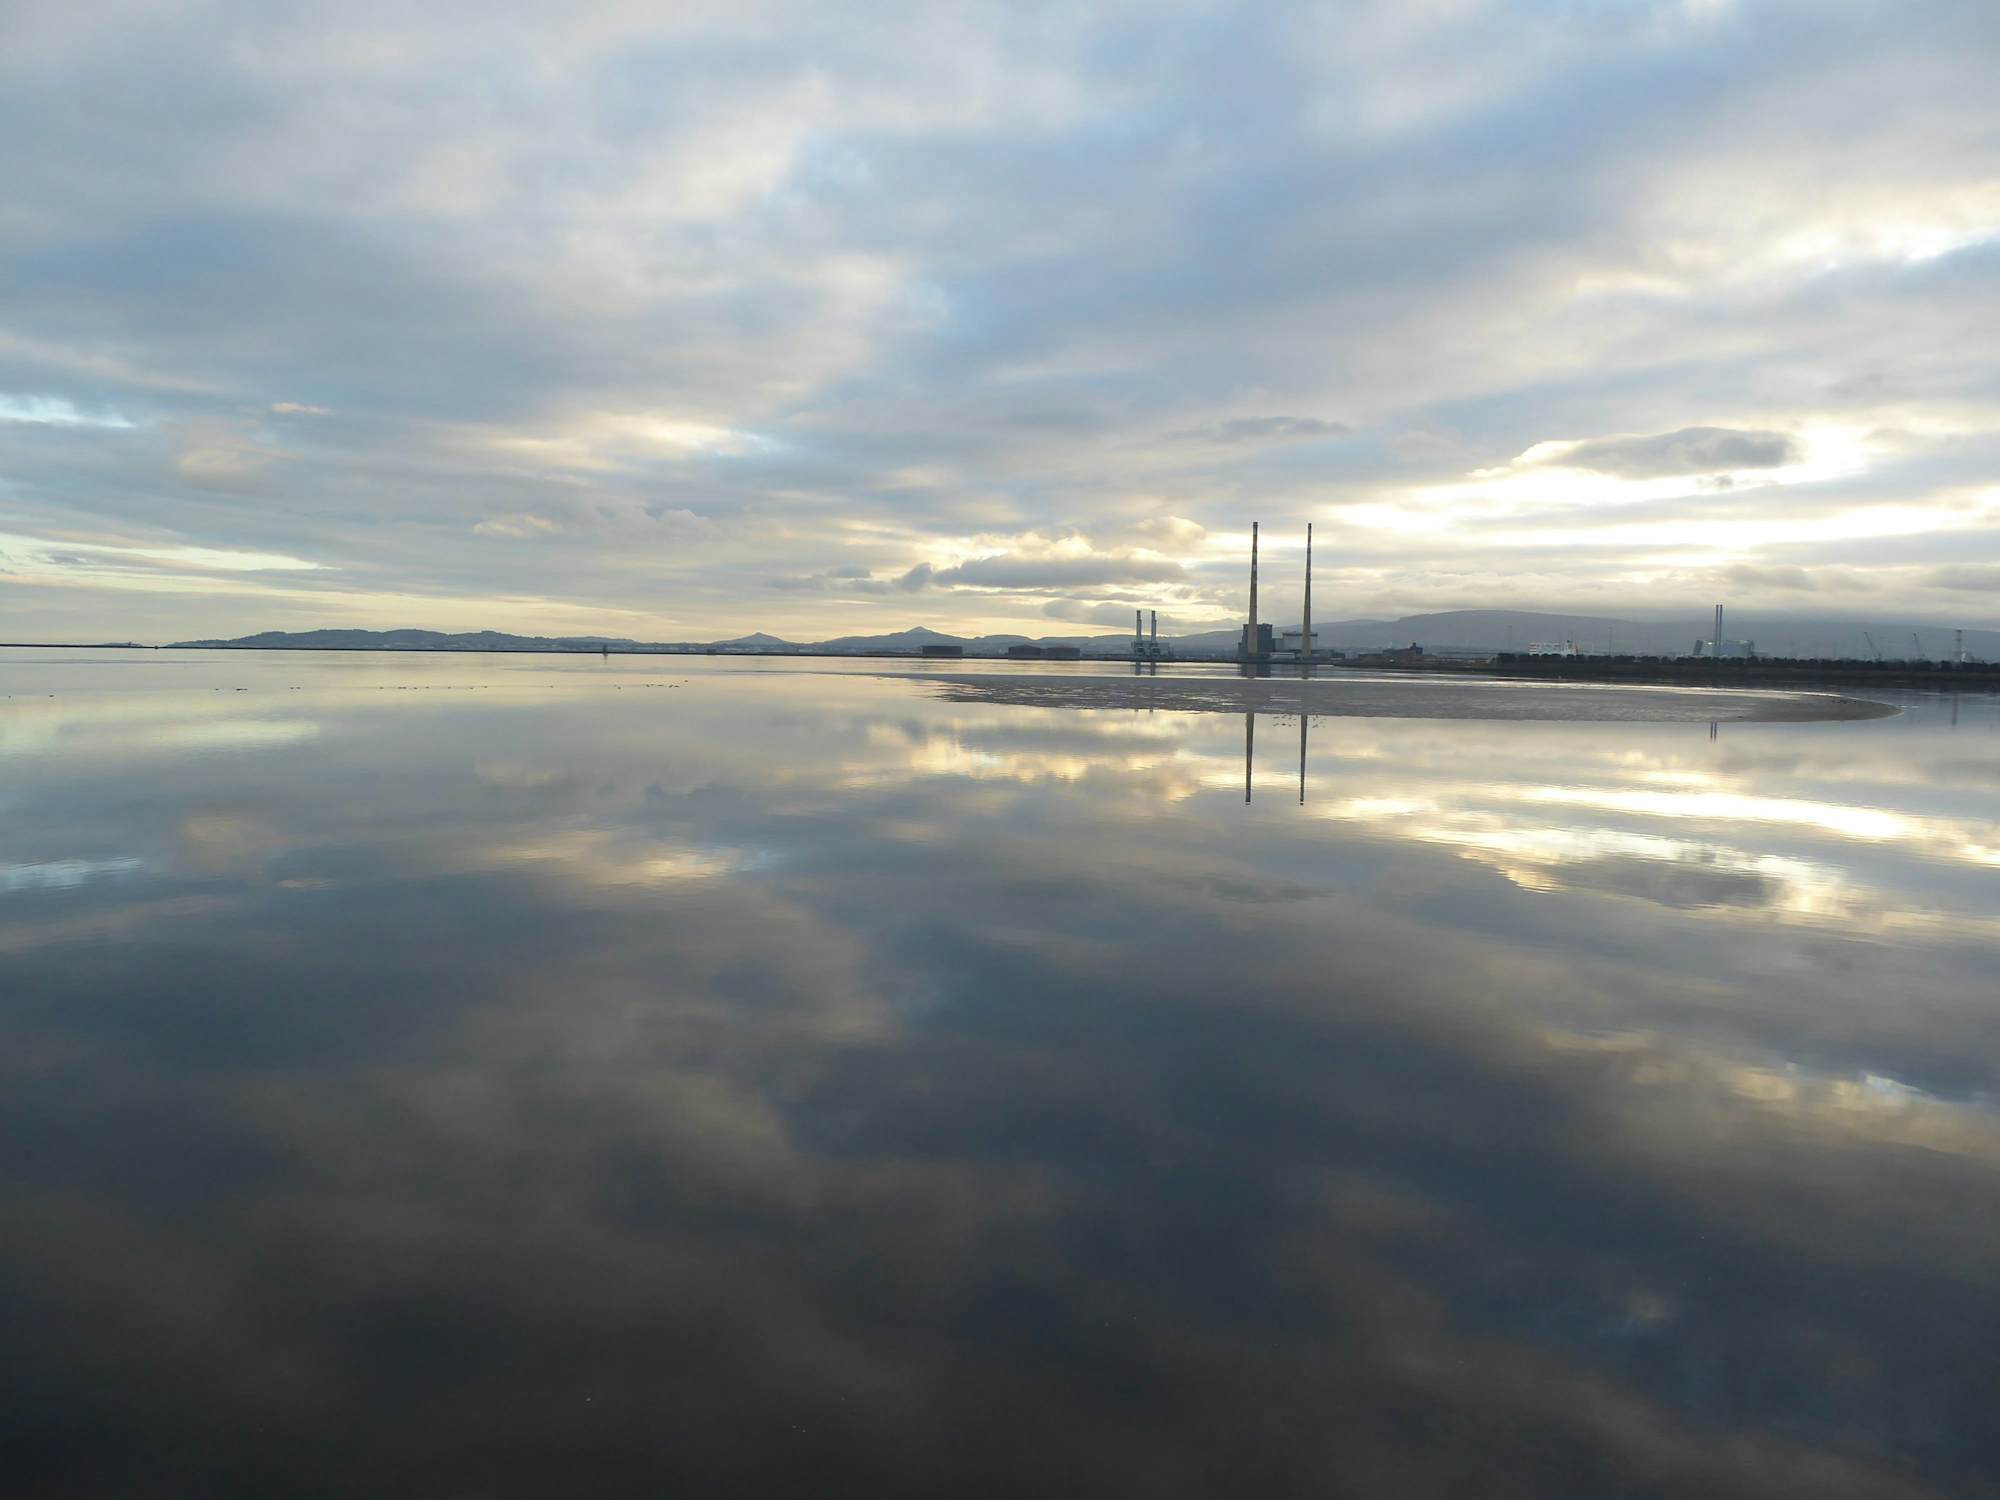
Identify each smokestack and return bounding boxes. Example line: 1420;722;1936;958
1150;609;1157;646
1248;521;1260;653
1715;603;1724;655
1302;522;1313;665
1135;608;1143;643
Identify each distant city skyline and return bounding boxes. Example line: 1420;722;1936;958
4;1;1997;641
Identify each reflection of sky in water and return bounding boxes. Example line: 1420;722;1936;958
2;653;1997;1497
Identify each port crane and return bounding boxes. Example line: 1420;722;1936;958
1912;631;1927;661
1862;630;1881;661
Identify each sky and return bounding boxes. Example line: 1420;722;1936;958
2;0;1996;642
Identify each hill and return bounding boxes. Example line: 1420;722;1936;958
168;610;2000;661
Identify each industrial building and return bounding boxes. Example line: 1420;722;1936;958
921;643;963;658
1352;644;1426;668
1694;604;1754;659
1131;609;1171;661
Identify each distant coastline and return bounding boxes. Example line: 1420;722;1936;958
10;616;1997;689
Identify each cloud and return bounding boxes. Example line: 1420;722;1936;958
173;445;271;490
2;1;1997;637
1040;598;1219;629
473;504;716;541
1926;564;2000;591
1131;516;1208;551
1720;564;1819;591
0;393;137;429
1537;428;1802;478
913;554;1187;592
1173;416;1350;444
768;562;916;594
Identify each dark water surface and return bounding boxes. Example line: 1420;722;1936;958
4;652;1997;1498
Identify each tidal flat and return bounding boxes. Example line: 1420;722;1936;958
903;667;1899;721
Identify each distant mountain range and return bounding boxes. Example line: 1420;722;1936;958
169;609;1999;661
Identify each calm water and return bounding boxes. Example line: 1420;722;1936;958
4;652;1997;1498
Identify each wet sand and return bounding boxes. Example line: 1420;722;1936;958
900;671;1898;723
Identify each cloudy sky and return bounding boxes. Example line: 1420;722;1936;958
3;0;1996;641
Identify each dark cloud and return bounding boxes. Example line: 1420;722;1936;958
1722;564;1820;592
1040;597;1207;629
1553;428;1801;477
915;554;1187;592
1926;564;2000;591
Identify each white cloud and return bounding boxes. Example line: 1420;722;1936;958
0;394;136;428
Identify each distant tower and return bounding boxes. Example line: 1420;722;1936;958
1301;522;1313;667
1242;522;1262;661
1714;604;1724;656
1150;610;1158;650
1249;522;1260;647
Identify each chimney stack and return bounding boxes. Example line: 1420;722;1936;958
1715;603;1724;656
1302;522;1313;665
1150;610;1158;647
1248;521;1261;657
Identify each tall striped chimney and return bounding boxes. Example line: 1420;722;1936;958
1247;521;1260;657
1302;522;1313;665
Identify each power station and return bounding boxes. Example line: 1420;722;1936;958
1132;608;1168;661
1237;521;1319;664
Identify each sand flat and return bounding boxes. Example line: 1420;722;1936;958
899;670;1898;723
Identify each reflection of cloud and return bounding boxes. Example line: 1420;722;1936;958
1323;797;1854;917
473;760;577;790
4;668;1999;1492
490;829;767;887
147;719;321;751
1520;785;2000;868
0;857;143;891
1545;1026;2000;1165
0;700;317;759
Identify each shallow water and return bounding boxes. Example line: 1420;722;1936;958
3;652;1997;1497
